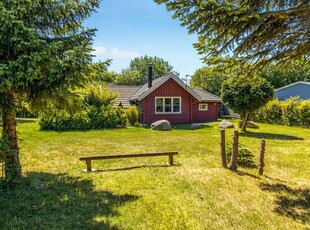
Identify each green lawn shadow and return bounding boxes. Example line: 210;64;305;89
259;182;310;224
240;131;304;140
0;173;139;229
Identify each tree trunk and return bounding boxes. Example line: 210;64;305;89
241;113;250;132
2;92;22;183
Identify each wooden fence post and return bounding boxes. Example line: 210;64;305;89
220;129;227;168
258;139;266;175
230;130;239;170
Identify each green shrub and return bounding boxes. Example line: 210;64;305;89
84;86;118;108
39;111;90;131
252;99;310;128
39;88;126;131
282;98;300;126
252;100;283;125
298;100;310;128
226;144;257;168
125;106;139;126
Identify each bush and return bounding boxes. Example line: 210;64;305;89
39;88;126;131
298;100;310;127
125;106;139;126
252;99;310;128
39;111;90;131
282;98;300;126
252;100;283;125
226;144;257;168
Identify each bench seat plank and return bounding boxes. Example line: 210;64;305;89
80;152;178;172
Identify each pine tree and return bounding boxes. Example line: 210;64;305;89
155;0;310;69
0;0;100;184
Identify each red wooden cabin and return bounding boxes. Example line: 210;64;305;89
105;67;221;124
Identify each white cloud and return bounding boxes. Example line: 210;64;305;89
111;48;140;59
91;46;107;56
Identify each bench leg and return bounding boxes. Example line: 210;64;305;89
86;160;92;172
168;155;174;165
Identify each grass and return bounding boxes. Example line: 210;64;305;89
0;119;309;229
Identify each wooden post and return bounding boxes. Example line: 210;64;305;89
258;139;266;175
220;129;227;168
168;155;174;165
230;130;239;170
86;160;92;172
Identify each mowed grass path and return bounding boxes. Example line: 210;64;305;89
1;120;309;229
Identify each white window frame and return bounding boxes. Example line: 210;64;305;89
155;97;181;114
199;103;208;111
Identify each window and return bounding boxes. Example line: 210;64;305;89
156;97;181;114
199;104;208;111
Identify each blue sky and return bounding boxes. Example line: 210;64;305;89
84;0;204;79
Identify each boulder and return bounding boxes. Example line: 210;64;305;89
219;120;234;129
247;121;259;129
151;120;171;131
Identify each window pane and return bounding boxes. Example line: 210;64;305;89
173;98;180;112
156;98;163;106
165;98;171;105
156;98;163;112
173;106;180;112
165;105;172;112
199;104;208;111
173;98;180;105
156;106;163;112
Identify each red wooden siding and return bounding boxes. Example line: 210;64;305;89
140;78;219;124
141;78;193;124
192;102;218;123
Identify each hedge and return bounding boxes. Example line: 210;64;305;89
252;99;310;128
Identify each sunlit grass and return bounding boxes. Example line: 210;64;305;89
0;119;309;229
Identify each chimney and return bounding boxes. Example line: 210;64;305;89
148;63;152;88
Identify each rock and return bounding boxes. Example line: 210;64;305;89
151;120;171;131
191;123;202;129
219;120;234;129
247;121;259;129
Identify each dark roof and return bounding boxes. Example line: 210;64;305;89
129;77;164;101
192;88;221;102
105;86;140;108
102;73;221;107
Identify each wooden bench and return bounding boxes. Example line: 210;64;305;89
80;151;178;172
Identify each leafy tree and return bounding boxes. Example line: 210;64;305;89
114;69;142;86
155;0;310;70
190;67;228;96
221;76;274;132
0;0;99;184
126;55;178;85
260;63;310;89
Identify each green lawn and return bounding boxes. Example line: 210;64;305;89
0;120;309;229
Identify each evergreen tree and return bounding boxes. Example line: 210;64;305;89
155;0;310;70
0;0;99;184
